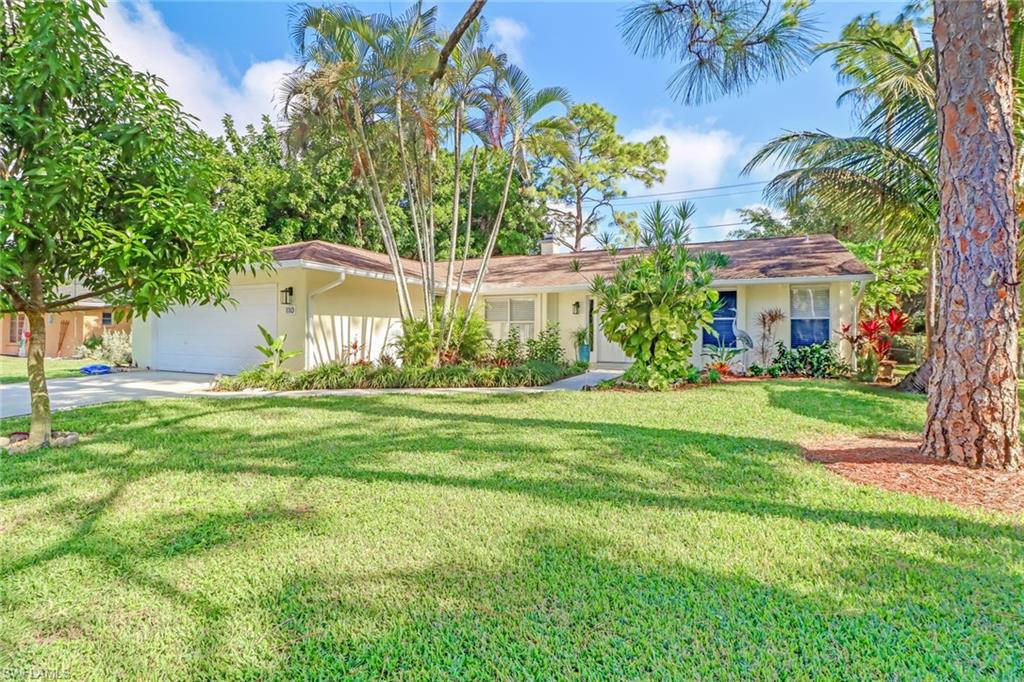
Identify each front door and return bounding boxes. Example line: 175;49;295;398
591;299;631;365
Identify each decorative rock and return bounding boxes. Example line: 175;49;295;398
6;440;36;455
9;432;28;444
0;436;9;449
62;432;80;447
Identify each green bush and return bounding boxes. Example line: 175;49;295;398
76;329;132;366
526;323;564;364
395;309;492;367
770;341;846;379
215;359;588;391
766;364;782;378
705;368;722;383
748;363;764;377
585;202;727;388
490;327;524;367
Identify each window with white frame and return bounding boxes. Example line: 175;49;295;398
484;297;536;340
8;315;24;343
790;286;831;347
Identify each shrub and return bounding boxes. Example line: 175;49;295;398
705;368;722;383
76;329;132;366
684;366;702;384
770;341;846;378
215;359;588;392
766;364;782;378
748;363;764;377
395;317;436;367
396;309;491;367
526;323;564;364
856;348;881;382
490;327;524;367
581;201;727;388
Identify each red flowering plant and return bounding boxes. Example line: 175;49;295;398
838;308;909;362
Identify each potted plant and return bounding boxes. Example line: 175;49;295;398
572;326;591;363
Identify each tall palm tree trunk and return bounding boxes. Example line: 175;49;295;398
922;0;1021;469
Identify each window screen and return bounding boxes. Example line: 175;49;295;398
790;287;830;347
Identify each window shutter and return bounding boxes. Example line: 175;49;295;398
509;299;535;322
485;299;508;322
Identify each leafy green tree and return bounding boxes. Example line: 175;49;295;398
575;201;726;390
219;116;393;250
536;103;668;250
0;0;267;446
846;241;927;315
730;195;867;240
431;146;548;257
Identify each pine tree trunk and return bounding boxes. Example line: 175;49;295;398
26;271;52;447
923;0;1021;469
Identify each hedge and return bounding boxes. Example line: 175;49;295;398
214;360;589;392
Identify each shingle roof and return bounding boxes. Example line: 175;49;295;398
271;234;871;290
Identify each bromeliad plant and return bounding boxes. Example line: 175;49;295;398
573;201;728;390
701;342;745;376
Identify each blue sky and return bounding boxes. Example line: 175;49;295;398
104;0;905;243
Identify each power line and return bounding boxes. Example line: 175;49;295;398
601;188;763;208
580;180;768;202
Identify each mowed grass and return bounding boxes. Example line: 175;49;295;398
1;381;1021;679
1;355;88;384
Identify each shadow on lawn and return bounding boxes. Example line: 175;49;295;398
235;527;1023;678
1;385;1022;676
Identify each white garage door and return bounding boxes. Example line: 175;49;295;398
152;285;277;374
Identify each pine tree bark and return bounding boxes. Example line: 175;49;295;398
26;269;52;447
923;0;1021;469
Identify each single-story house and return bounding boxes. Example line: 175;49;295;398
131;234;872;375
2;288;131;359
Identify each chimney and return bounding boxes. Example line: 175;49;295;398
540;233;556;255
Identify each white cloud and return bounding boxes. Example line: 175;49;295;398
99;2;295;134
491;17;528;66
626;116;742;193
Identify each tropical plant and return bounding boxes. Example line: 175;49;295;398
534;102;668;249
284;5;569;358
575;201;727;390
0;0;268;446
572;326;591;352
489;327;524;368
771;341;845;378
394;307;490;367
754;307;786;366
838;307;909;363
701;343;745;376
526;323;565;364
255;325;301;373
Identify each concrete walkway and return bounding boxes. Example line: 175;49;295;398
0;371;215;418
0;368;622;419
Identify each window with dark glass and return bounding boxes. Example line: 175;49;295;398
702;291;737;347
790;287;830;346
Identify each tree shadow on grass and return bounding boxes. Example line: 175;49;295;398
763;381;926;433
231;527;1023;679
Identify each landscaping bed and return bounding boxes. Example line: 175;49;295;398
804;434;1024;514
213;360;588;392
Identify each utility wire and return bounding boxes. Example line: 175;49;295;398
580;180;768;202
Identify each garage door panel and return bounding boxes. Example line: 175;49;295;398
153;285;277;374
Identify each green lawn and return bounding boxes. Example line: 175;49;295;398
0;355;89;384
1;381;1021;678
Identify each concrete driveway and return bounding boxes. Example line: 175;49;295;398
0;371;215;418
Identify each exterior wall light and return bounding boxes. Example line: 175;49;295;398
280;287;294;305
572;301;581;315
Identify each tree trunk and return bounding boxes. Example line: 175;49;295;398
923;0;1021;469
26;271;52;447
896;358;932;393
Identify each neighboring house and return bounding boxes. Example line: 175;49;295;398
131;234;872;375
1;296;131;358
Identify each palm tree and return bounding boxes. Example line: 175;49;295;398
284;3;569;358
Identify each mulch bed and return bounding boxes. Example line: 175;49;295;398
803;435;1024;515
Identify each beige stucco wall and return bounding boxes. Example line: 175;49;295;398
132;266;310;372
494;280;857;369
